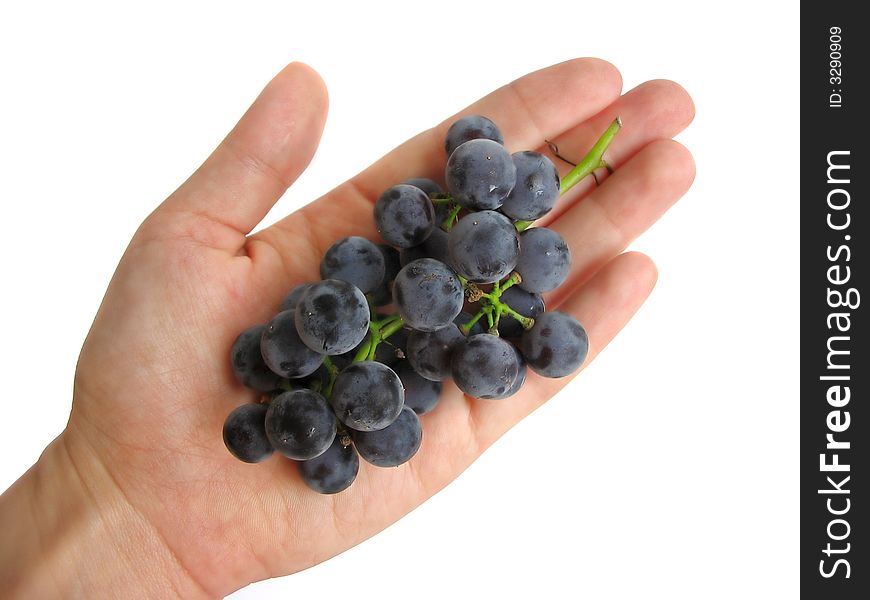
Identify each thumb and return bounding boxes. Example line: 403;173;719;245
156;62;328;246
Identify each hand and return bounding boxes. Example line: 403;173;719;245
0;59;694;598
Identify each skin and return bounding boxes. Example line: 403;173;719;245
0;58;695;598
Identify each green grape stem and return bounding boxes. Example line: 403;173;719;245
352;333;374;363
379;318;406;340
499;304;535;330
322;355;339;398
559;117;621;196
352;315;407;363
459;310;486;336
500;272;521;292
458;272;534;335
441;203;462;231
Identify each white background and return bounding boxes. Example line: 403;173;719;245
0;1;799;598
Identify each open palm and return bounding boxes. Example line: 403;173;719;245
64;59;695;597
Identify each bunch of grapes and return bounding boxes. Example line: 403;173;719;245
223;114;621;494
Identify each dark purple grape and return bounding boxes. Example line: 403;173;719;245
298;436;360;494
406;323;464;381
295;280;370;355
515;228;571;293
404;177;444;197
381;245;402;279
446;139;516;210
497;286;545;339
500;151;560;220
330;362;404;432
352;407;422;467
399;227;450;266
265;389;336;460
223;404;273;463
261;310;324;379
395;362;442;415
402;178;449;227
369;245;402;306
520;312;588;378
320;236;385;294
444;115;504;157
280;283;314;312
230;325;283;392
451;334;520;399
448;210;520;283
374;184;435;248
489;346;527;400
393;258;464;332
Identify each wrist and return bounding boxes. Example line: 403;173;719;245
0;430;211;599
